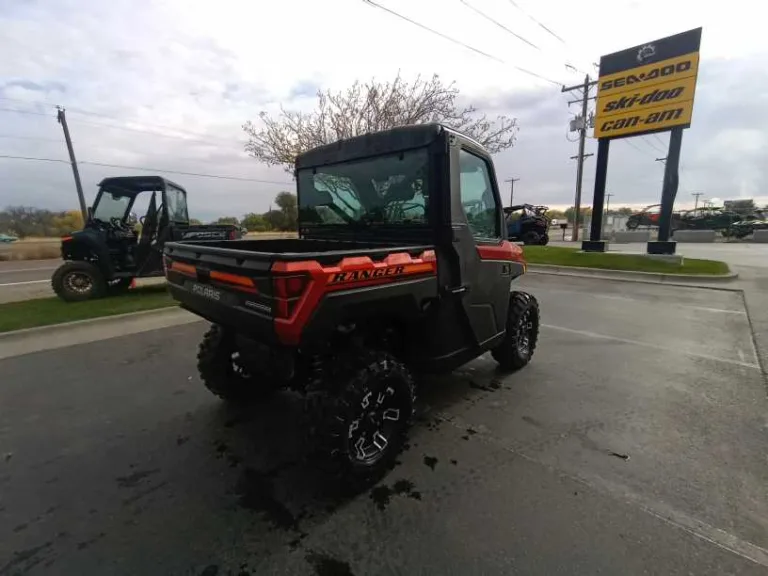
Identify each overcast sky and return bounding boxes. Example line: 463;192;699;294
1;0;766;221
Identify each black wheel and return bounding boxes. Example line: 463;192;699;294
492;291;540;371
310;350;415;488
626;219;639;230
522;231;541;245
51;261;107;302
539;233;549;246
197;324;279;402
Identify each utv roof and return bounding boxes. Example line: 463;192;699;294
295;123;487;170
505;204;533;212
98;176;186;194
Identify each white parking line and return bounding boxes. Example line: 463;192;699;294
0;280;50;288
542;323;761;370
0;266;58;274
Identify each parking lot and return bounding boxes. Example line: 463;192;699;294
1;274;767;575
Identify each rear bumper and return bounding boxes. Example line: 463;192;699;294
167;282;278;344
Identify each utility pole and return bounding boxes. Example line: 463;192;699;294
562;74;597;241
691;192;703;211
57;107;87;221
602;193;614;239
504;177;520;206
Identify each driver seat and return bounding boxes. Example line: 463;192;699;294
135;193;158;265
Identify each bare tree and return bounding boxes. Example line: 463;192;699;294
243;74;518;171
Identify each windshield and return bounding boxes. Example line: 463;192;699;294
297;148;429;228
165;184;189;223
93;190;131;221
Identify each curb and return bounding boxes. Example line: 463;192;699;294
527;264;741;291
0;305;180;340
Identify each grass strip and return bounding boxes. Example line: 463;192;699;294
0;285;176;333
523;246;730;275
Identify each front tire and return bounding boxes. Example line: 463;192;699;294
197;324;278;402
51;261;107;302
492;291;540;371
539;233;549;246
310;350;415;488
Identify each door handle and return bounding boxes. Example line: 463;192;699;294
501;264;511;275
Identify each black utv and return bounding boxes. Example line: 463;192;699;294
504;204;550;245
164;124;540;487
52;176;241;302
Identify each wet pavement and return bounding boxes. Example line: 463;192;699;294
1;275;767;575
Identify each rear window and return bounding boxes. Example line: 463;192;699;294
297;148;429;228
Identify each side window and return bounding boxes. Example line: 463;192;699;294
459;149;500;240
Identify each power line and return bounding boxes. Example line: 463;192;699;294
620;138;655;158
458;0;586;74
67;117;248;151
65;107;239;145
506;0;566;44
361;0;562;86
0;154;293;185
0;106;53;118
0;134;62;142
506;0;591;72
459;0;538;49
2;98;244;149
640;135;665;154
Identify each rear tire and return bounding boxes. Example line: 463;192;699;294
522;231;541;245
51;261;107;302
309;349;415;489
492;291;540;372
197;324;279;402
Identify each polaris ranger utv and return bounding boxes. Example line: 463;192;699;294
504;203;550;245
164;124;540;484
52;176;241;302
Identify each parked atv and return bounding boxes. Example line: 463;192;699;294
52;176;242;302
164;124;540;488
675;207;741;231
504;204;550;245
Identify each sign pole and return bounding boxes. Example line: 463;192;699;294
648;127;683;254
583;138;610;252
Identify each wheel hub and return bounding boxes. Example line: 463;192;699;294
516;309;533;357
347;385;403;464
65;272;93;294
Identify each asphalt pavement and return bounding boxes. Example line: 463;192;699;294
0;260;60;304
2;275;767;575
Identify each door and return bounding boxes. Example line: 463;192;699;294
452;147;512;346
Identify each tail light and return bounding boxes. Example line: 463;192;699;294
228;229;237;240
272;275;309;319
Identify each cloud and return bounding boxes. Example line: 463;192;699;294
1;0;767;222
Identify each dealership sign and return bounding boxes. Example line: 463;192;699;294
594;28;702;139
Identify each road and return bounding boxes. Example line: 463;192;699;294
0;260;59;304
2;275;766;575
0;260;164;304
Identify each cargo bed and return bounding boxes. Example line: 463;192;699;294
163;237;436;345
